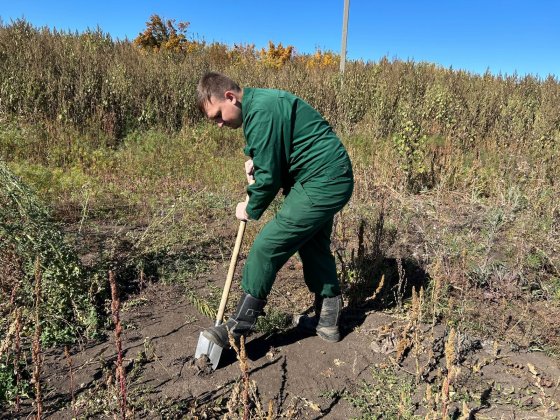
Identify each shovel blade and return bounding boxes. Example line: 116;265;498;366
195;332;223;370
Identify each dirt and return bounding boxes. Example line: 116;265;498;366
11;257;560;419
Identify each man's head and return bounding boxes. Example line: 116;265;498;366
197;72;243;129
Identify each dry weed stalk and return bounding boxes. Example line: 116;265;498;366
396;257;407;311
229;334;250;420
249;383;269;418
441;327;457;419
14;306;22;413
32;256;43;419
458;401;472;419
139;268;146;290
225;381;241;419
10;279;20;306
430;259;442;325
441;375;450;419
0;284;22;414
109;270;128;420
445;328;457;377
411;287;424;383
412;258;443;385
396;286;423;365
64;345;76;418
395;328;412;364
0;315;17;358
368;273;385;303
227;333;276;419
423;385;437;420
267;399;275;420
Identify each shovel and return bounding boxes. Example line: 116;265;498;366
195;181;253;370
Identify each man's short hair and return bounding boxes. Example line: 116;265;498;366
196;72;241;113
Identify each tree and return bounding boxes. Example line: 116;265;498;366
259;41;294;68
134;14;190;52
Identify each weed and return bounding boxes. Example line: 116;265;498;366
255;309;291;336
31;257;43;419
1;161;98;344
343;365;418;419
186;290;217;320
109;270;128;419
121;297;148;311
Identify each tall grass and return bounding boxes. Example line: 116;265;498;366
2;20;558;149
1;19;558;201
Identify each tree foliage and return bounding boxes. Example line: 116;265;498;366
259;41;294;68
133;14;190;52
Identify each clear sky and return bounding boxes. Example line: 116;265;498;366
1;0;558;79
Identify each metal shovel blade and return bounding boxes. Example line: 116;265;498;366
194;331;223;370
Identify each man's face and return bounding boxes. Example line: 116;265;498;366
204;92;242;129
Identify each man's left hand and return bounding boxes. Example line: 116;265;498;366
236;201;249;221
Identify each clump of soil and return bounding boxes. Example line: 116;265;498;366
192;354;214;376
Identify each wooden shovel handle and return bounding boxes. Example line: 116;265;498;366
214;179;255;326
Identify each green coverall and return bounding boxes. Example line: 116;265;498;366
241;88;353;300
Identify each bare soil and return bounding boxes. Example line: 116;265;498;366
16;254;558;420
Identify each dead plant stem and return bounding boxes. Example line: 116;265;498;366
109;270;127;420
32;256;43;419
64;345;76;418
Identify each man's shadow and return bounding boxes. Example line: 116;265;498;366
335;211;430;333
340;255;429;332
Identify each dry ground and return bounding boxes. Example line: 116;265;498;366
13;255;559;420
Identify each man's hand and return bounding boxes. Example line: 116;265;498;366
236;201;249;221
238;159;254;221
245;159;254;184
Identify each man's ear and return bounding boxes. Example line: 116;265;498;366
224;90;238;104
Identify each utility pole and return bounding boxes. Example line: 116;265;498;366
340;0;350;73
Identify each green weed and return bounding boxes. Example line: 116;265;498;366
255;309;291;336
343;366;418;419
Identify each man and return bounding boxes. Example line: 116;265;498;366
196;72;353;347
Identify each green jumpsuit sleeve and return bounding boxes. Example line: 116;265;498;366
243;109;283;220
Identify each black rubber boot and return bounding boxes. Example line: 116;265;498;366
293;295;343;342
202;292;266;348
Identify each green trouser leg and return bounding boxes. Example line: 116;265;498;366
298;216;340;297
242;170;353;300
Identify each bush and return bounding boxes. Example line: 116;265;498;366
0;161;98;345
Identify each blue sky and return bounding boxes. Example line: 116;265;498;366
1;0;558;78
